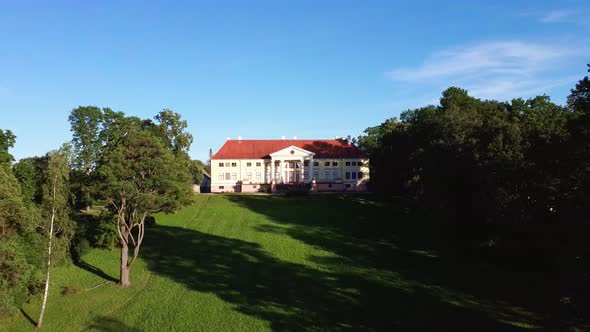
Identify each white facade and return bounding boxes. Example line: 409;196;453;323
211;145;369;192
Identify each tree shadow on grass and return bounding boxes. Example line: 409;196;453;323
222;194;561;329
85;316;142;332
19;308;36;327
141;222;525;331
73;260;118;283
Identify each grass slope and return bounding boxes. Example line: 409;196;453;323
1;194;576;331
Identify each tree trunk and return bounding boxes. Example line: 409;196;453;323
37;176;57;328
119;242;131;287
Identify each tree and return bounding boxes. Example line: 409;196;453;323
567;64;590;114
0;133;41;318
0;130;22;238
13;157;46;205
563;65;590;219
37;149;72;328
189;160;204;185
96;122;191;287
0;129;16;164
154;109;193;155
69;107;103;176
69;106;104;209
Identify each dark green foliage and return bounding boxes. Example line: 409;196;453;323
356;67;590;326
71;238;92;261
0;152;44;318
13;157;46;205
0;239;39;318
359;76;586;227
189;159;205;185
93;214;118;250
94;112;192;285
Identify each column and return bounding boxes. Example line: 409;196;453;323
280;160;285;183
270;157;275;184
309;157;314;183
300;158;304;183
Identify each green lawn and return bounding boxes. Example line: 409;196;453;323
1;194;579;331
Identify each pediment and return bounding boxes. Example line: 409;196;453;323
269;145;315;158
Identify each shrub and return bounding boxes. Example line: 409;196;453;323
71;238;91;262
62;284;81;295
93;213;118;249
0;292;18;319
285;188;310;197
145;215;156;225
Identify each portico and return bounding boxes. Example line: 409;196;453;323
269;145;315;184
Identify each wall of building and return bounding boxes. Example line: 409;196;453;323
211;158;370;193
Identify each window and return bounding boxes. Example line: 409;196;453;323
325;161;330;167
358;171;363;179
304;161;309;167
313;161;319;167
324;170;331;180
246;162;252;167
313;171;319;179
332;170;339;179
345;161;350;166
219;186;224;189
231;173;237;180
218;173;225;180
225;173;230;180
275;161;280;166
351;161;357;166
256;162;261;167
351;172;357;179
219;162;224;167
246;172;252;180
303;171;309;180
345;172;351;180
225;162;230;167
332;162;338;167
256;172;261;181
346;184;351;188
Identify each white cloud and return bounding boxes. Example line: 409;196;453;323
388;41;576;82
386;40;585;102
536;8;590;27
541;10;574;23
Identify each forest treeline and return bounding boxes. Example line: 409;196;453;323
356;66;590;313
0;109;204;317
358;65;589;228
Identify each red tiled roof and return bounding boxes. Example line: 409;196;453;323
211;139;368;159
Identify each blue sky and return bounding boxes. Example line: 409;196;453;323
1;0;588;162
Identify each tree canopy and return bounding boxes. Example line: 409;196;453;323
95;113;191;287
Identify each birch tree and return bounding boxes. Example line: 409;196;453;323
37;149;72;328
